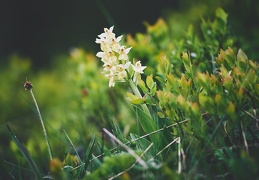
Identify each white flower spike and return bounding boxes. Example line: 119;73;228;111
96;26;146;87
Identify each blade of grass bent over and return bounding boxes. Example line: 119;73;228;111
63;129;82;164
7;123;42;180
63;129;86;178
103;128;148;169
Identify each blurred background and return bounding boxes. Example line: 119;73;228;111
0;0;258;179
1;0;258;68
0;0;178;68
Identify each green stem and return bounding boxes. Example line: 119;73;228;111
30;90;53;160
128;80;152;118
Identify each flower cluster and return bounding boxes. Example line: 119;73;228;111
96;26;146;87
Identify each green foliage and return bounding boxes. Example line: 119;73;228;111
125;7;259;178
4;6;259;180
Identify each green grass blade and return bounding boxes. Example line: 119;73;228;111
63;129;82;163
134;105;156;133
135;106;161;149
63;129;85;178
6;123;42;180
84;134;96;170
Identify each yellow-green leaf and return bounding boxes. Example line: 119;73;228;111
226;101;236;120
126;92;146;105
146;75;154;90
216;7;228;23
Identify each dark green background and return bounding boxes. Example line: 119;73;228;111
0;0;178;67
1;0;258;68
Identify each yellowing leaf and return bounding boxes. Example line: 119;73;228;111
131;98;146;105
197;72;210;90
223;74;233;91
237;49;248;63
236;88;244;102
214;94;222;104
226;101;236;119
249;60;259;70
126;92;146;105
216;49;224;65
137;76;148;93
191;102;199;114
126;92;139;101
166;74;176;87
225;47;235;68
177;94;185;106
157;111;165;118
199;93;214;110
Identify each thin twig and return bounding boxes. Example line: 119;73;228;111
130;119;189;142
240;121;249;155
181;148;186;170
89;119;189;163
177;137;181;174
75;120;189;173
103;128;148;169
243;109;259;122
149;137;179;161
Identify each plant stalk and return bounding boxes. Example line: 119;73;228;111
128;80;152;118
30;89;53;160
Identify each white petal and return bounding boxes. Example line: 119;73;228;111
95;38;102;44
98;33;106;39
124;62;131;69
118;54;128;61
96;51;104;58
116;35;123;42
125;47;132;54
109;26;114;32
109;77;116;87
